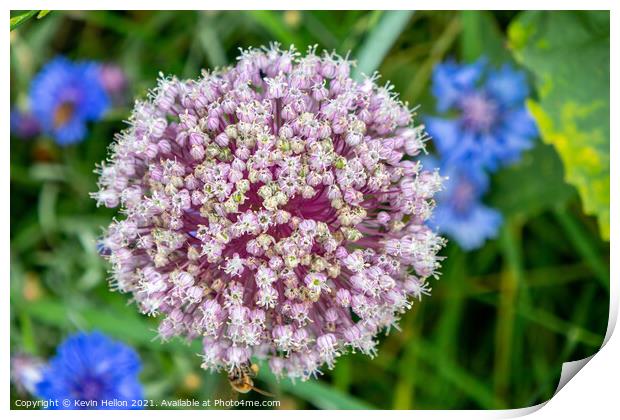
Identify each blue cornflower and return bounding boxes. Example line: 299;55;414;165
29;57;109;145
425;58;537;171
35;332;143;410
424;156;503;251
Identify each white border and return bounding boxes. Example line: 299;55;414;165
4;3;617;419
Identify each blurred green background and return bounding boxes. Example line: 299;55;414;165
10;10;610;409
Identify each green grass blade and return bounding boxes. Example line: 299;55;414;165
412;340;502;409
494;222;523;401
405;16;461;100
352;10;414;80
460;11;508;63
19;313;38;354
475;295;604;348
554;207;609;291
20;299;199;354
245;11;304;48
197;13;227;68
332;357;351;393
10;10;38;31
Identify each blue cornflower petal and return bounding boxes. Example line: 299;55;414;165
28;57;109;145
53;116;88;146
433;201;503;251
426;156;501;251
485;64;529;108
424;116;461;157
475;132;507;171
35;331;143;410
501;106;538;138
77;62;111;120
428;59;538;171
440;158;489;201
483;107;538;166
437;129;491;173
431;58;486;112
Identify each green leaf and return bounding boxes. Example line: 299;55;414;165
460;11;509;63
352;10;414;80
10;10;38;31
488;142;576;217
508;11;610;240
245;11;305;48
20;299;199;354
197;13;227;68
553;208;609;291
19;313;38;354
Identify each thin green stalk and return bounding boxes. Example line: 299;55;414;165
332;357;351;393
245;11;304;48
493;222;523;403
352;11;415;80
392;340;417;409
431;245;465;400
197;13;227;68
557;284;599;363
412;340;502;409
19;313;37;354
405;16;461;101
393;309;421;409
554;207;609;291
475;294;603;348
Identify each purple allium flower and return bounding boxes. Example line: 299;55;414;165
29;57;110;145
423;156;502;250
35;332;143;410
10;108;41;139
93;44;445;380
11;353;44;395
425;58;538;171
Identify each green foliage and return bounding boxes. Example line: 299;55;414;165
508;11;610;240
10;11;609;410
10;10;50;31
258;367;375;410
488;143;576;218
460;11;508;63
351;11;414;80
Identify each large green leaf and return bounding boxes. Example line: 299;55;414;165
508;11;610;240
488;143;576;218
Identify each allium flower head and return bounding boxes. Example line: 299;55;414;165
93;44;445;380
425;58;537;171
423;156;502;250
29;57;110;145
35;332;143;410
